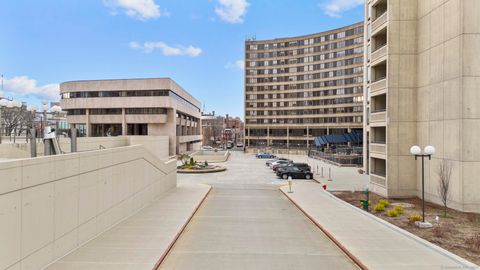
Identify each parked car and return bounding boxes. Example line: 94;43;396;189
272;160;293;171
236;143;244;148
201;145;214;150
256;152;276;159
226;143;233;149
265;158;288;167
276;163;311;174
276;166;314;180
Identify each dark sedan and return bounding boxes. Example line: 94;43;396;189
276;166;314;180
276;163;311;174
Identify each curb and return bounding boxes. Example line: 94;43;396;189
280;188;368;270
153;185;212;269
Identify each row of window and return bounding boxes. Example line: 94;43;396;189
246;106;363;116
246;38;363;59
246;87;363;99
61;90;201;112
246;27;364;51
246;55;363;76
247;76;363;86
246;96;364;108
66;108;168;115
62;90;170;99
247;67;363;82
247;51;363;67
246;116;363;125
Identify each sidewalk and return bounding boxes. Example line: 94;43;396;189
45;184;211;270
280;182;479;270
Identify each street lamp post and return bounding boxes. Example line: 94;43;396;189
410;145;435;223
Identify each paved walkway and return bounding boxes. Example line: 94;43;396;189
159;184;358;270
46;184;211;270
281;182;479;270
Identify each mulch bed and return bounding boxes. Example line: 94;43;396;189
332;191;480;265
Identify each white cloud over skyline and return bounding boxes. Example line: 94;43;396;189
2;76;60;101
129;41;202;57
225;60;244;70
320;0;363;18
215;0;249;24
103;0;167;20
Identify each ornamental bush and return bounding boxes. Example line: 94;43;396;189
378;199;390;207
409;213;422;222
387;209;399;217
374;203;385;212
394;205;404;215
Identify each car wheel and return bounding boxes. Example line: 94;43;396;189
282;174;288;180
305;174;311;180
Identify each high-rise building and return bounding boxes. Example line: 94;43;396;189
60;78;202;155
364;0;480;212
244;22;365;150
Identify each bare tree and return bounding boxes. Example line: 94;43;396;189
2;106;34;137
437;159;453;217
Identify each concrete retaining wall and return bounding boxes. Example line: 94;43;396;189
0;145;176;270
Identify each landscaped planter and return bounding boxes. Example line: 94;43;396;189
177;166;226;173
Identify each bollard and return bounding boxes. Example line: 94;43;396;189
288;176;293;193
321;167;324;178
328;167;332;181
71;127;77;153
29;128;37;157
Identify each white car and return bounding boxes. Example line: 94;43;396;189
270;160;291;168
201;146;214;150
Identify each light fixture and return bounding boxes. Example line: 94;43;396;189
410;145;421;155
424;145;435;155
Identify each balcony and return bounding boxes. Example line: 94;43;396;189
372;12;387;34
370;78;387;94
370;110;386;123
371;45;387;64
370;142;386;155
370;173;386;187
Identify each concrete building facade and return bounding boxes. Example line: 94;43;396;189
244;22;365;150
60;78;202;155
364;0;480;212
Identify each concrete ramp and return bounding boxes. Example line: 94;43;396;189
158;185;359;270
45;184;211;270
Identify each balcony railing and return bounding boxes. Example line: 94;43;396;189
370;110;386;123
370;142;386;155
371;45;387;64
372;12;387;34
370;173;386;187
370;78;387;93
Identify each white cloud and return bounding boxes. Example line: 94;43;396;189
103;0;167;20
215;0;249;24
225;60;244;70
321;0;363;18
3;76;59;101
129;41;202;57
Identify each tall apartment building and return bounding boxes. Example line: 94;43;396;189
244;22;364;150
60;78;202;155
364;0;480;212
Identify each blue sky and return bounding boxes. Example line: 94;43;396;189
0;0;364;117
